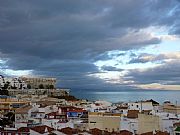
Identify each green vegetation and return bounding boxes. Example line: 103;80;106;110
0;112;15;127
39;84;44;89
0;90;9;95
27;84;31;89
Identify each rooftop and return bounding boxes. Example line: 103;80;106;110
89;112;121;116
30;125;54;134
15;105;32;114
127;110;139;119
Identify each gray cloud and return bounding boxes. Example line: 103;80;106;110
126;60;180;85
128;52;180;64
128;53;162;64
101;66;123;72
0;0;180;89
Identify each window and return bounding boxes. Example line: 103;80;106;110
31;114;36;117
90;121;96;123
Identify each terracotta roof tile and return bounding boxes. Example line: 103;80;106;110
89;128;102;135
141;132;153;135
18;127;30;133
30;125;54;134
156;131;170;135
140;131;169;135
15;105;32;114
37;101;57;107
119;130;133;135
59;127;79;134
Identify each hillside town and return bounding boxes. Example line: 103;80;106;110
0;75;180;135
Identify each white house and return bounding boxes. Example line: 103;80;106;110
0;75;27;90
128;100;157;114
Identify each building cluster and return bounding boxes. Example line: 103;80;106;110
0;75;180;135
20;77;56;89
0;75;56;90
0;94;180;135
0;75;27;90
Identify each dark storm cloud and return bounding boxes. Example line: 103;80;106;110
32;61;101;88
0;0;180;89
126;60;180;85
31;61;128;90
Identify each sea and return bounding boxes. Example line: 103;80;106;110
71;90;180;104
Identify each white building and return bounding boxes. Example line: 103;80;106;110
0;75;27;90
128;101;154;111
128;100;160;114
120;116;138;134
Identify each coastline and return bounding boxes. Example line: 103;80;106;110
71;89;180;104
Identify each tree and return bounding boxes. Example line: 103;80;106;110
19;84;23;89
27;84;31;89
39;84;44;89
3;81;10;90
49;85;54;89
64;91;69;96
4;112;15;122
0;90;9;95
43;90;47;95
46;85;50;89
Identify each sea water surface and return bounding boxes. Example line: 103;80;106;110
71;90;180;104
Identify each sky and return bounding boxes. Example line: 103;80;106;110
0;0;180;91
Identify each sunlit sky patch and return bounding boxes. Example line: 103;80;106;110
93;26;180;89
1;69;33;77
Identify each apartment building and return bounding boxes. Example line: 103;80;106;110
20;77;56;89
163;104;180;114
88;112;121;132
138;113;161;134
0;95;30;114
0;75;27;90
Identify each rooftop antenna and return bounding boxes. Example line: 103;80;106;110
141;100;142;113
176;100;178;116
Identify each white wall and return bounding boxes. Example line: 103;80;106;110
128;102;154;112
120;117;138;134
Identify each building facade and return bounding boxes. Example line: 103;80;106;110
0;95;30;114
163;104;180;114
88;112;121;132
20;77;56;89
0;75;27;90
138;113;161;134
